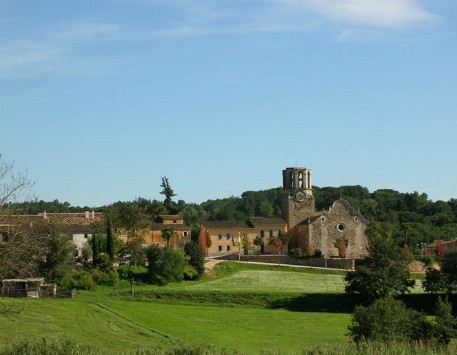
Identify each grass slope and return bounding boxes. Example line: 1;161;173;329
3;262;415;353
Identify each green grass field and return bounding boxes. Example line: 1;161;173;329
0;261;422;354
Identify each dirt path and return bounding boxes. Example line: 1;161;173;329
204;259;224;276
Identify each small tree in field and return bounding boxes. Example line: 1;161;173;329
424;251;457;294
345;222;415;305
184;242;205;279
146;245;186;285
348;296;430;343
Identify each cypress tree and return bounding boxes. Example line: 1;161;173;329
92;233;98;267
106;215;114;261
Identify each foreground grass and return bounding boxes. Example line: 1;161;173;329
0;292;350;354
0;262;427;354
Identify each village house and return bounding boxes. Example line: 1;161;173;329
0;211;104;256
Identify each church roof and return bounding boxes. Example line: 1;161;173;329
201;220;252;229
249;217;287;226
0;212;104;234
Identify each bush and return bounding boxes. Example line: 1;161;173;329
116;265;149;283
288;248;302;257
184;242;205;279
2;338;108;355
349;296;431;343
314;249;322;258
146;245;186;285
61;270;96;290
89;268;118;286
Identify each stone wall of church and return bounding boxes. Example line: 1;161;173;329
310;200;368;259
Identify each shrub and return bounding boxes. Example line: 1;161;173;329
2;338;108;355
184;242;205;279
313;249;322;258
61;270;96;290
89;268;118;286
146;245;186;285
288;248;302;257
348;296;431;343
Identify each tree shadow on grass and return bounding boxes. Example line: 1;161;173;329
268;293;353;313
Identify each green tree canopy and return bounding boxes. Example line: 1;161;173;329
345;222;415;305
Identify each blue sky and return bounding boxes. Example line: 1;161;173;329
1;0;456;207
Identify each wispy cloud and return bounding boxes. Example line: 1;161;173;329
0;40;58;77
146;0;438;38
56;22;122;40
281;0;438;28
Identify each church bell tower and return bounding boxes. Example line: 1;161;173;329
282;167;315;230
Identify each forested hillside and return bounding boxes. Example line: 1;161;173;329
4;185;457;255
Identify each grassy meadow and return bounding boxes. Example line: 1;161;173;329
0;261;424;354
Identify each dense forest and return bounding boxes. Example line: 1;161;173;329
4;185;457;256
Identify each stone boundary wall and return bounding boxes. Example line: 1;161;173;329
215;254;355;270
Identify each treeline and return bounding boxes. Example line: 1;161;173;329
4;185;457;254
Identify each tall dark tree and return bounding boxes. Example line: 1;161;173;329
160;177;177;213
106;215;114;261
92;234;98;267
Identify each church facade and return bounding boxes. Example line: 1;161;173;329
199;166;369;259
282;167;369;259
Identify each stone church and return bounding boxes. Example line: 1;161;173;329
282;167;369;259
199;166;369;259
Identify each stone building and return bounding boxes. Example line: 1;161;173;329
199;217;287;256
117;214;191;249
199;166;369;259
282;167;369;259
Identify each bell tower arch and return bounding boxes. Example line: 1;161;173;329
282;167;315;230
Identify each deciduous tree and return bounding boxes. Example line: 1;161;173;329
345;222;415;305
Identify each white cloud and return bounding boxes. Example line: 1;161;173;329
281;0;438;28
0;40;58;77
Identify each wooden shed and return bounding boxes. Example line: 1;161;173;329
1;278;46;298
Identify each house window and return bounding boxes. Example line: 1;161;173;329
226;233;231;240
218;245;222;251
278;229;282;236
84;234;88;239
183;231;188;237
218;234;222;240
260;230;264;238
269;230;273;237
227;245;231;251
1;232;9;242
